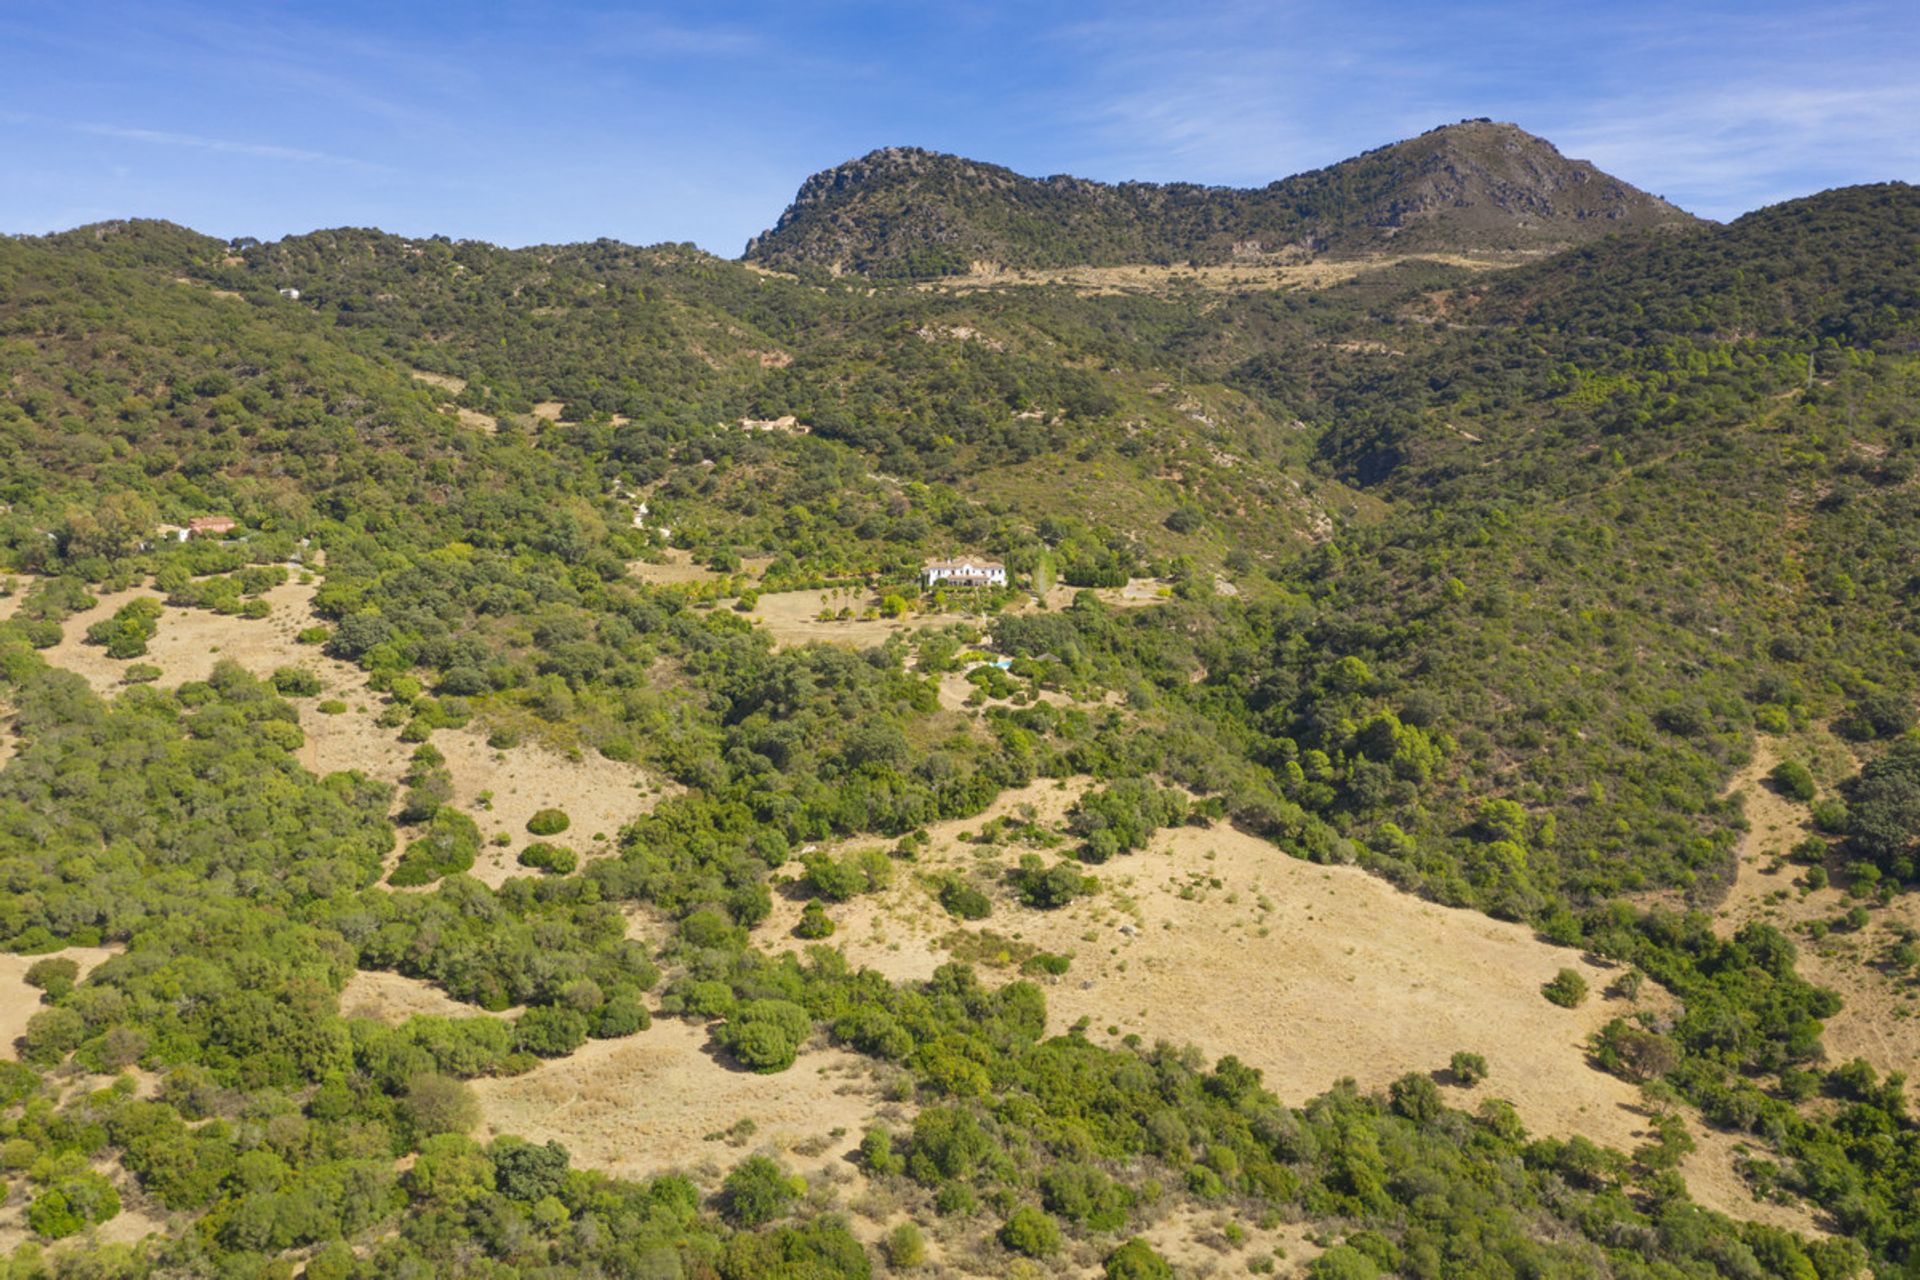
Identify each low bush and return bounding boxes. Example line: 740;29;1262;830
527;808;571;836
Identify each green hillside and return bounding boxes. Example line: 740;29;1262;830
0;168;1916;1279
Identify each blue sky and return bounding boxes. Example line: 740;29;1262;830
3;1;1916;252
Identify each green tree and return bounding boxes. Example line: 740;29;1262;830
723;1155;800;1226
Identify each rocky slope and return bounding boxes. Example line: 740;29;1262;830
745;119;1702;276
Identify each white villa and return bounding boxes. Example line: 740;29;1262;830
923;557;1007;589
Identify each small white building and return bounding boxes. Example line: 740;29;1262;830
923;558;1007;589
278;287;301;300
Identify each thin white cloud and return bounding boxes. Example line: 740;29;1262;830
1035;0;1920;216
583;13;766;58
72;121;383;169
1554;81;1920;220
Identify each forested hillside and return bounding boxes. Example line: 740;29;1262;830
0;159;1917;1280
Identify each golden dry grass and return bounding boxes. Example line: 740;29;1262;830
1681;1122;1827;1237
627;548;731;586
339;969;511;1024
752;777;1828;1233
472;1018;902;1185
745;588;964;651
41;579;340;699
0;1193;170;1258
763;781;1634;1147
451;731;676;889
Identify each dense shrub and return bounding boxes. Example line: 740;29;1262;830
527;808;571;836
1011;855;1095;908
715;1000;812;1073
794;900;836;939
1542;969;1590;1008
271;666;324;697
1770;758;1818;803
1000;1205;1062;1258
936;876;992;920
518;842;578;874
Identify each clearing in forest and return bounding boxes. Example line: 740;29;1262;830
339;970;511;1023
754;780;1641;1143
752;777;1828;1234
41;579;339;698
471;1018;901;1186
746;587;967;650
1;948;120;1060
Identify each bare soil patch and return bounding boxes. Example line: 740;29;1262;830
31;578;671;886
1032;824;1647;1147
752;778;1093;982
0;1196;171;1258
1078;1204;1320;1279
1035;579;1171;611
472;1018;900;1185
1681;1121;1827;1236
40;579;342;698
449;406;499;433
931;670;1090;714
35;575;411;789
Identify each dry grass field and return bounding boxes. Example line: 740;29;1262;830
757;780;1640;1142
743;775;1831;1235
339;969;514;1023
472;1018;902;1186
745;587;967;650
42;578;336;698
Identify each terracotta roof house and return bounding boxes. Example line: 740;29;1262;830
187;515;238;537
923;557;1007;588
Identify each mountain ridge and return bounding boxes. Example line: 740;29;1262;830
745;119;1703;277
